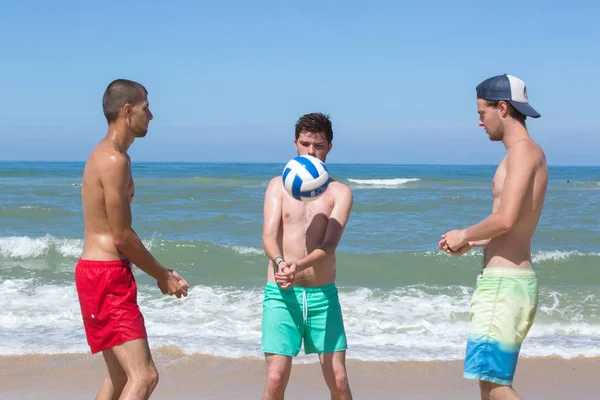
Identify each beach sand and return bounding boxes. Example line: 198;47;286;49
1;350;599;399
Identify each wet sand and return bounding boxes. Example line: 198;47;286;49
1;351;599;399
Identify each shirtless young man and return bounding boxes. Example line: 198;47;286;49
75;79;189;400
440;74;547;400
261;113;353;400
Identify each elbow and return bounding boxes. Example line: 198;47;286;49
319;240;337;257
498;215;516;233
113;230;133;250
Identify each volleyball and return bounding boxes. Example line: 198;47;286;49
282;155;330;201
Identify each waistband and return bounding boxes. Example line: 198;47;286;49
482;267;536;279
77;259;131;268
265;281;337;293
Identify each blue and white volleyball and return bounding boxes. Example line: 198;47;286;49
282;155;330;201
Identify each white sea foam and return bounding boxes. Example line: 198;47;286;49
3;235;597;265
531;250;600;262
426;249;600;262
0;236;83;259
1;279;599;360
19;205;55;211
228;245;264;255
423;249;483;258
347;178;420;187
0;235;155;259
0;279;90;355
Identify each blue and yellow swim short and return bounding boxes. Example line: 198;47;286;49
464;267;539;385
261;282;347;356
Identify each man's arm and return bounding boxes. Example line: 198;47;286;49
103;155;186;296
463;142;541;242
443;141;542;250
262;177;285;271
295;185;353;271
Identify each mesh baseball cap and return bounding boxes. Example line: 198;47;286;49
476;74;541;118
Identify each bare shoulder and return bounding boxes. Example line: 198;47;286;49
328;180;353;200
104;152;130;177
509;139;546;166
267;176;283;190
88;142;127;166
88;144;130;183
265;176;283;196
267;176;282;186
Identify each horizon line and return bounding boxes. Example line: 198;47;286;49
1;160;599;168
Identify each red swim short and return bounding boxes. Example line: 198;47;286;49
75;259;147;354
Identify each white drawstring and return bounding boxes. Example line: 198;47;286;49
302;289;308;322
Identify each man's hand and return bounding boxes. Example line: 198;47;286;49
157;269;189;298
275;260;287;273
275;262;296;290
441;230;468;252
274;260;290;287
439;238;472;256
170;270;189;291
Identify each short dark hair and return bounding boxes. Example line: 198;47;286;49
102;79;148;124
295;113;333;143
485;100;527;124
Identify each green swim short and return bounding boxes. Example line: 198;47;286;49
464;267;539;385
261;282;347;356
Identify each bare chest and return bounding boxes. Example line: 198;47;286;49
282;195;334;228
491;159;507;208
129;179;135;204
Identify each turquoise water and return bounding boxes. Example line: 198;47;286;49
0;161;599;360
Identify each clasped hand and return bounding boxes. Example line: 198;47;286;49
274;261;297;290
439;230;472;256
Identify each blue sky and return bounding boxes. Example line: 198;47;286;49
1;1;598;165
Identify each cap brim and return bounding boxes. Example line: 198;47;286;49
509;101;541;118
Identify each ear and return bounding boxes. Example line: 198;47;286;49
120;104;131;118
327;142;332;153
498;101;510;118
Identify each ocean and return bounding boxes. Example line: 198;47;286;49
1;161;599;362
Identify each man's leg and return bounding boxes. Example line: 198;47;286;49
96;348;128;400
100;338;159;400
465;269;538;399
263;353;293;400
319;351;352;400
479;381;523;400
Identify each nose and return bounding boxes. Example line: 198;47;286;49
478;119;484;127
307;145;316;156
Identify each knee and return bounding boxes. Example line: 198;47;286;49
265;370;286;393
146;366;159;390
134;365;159;390
334;370;351;395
